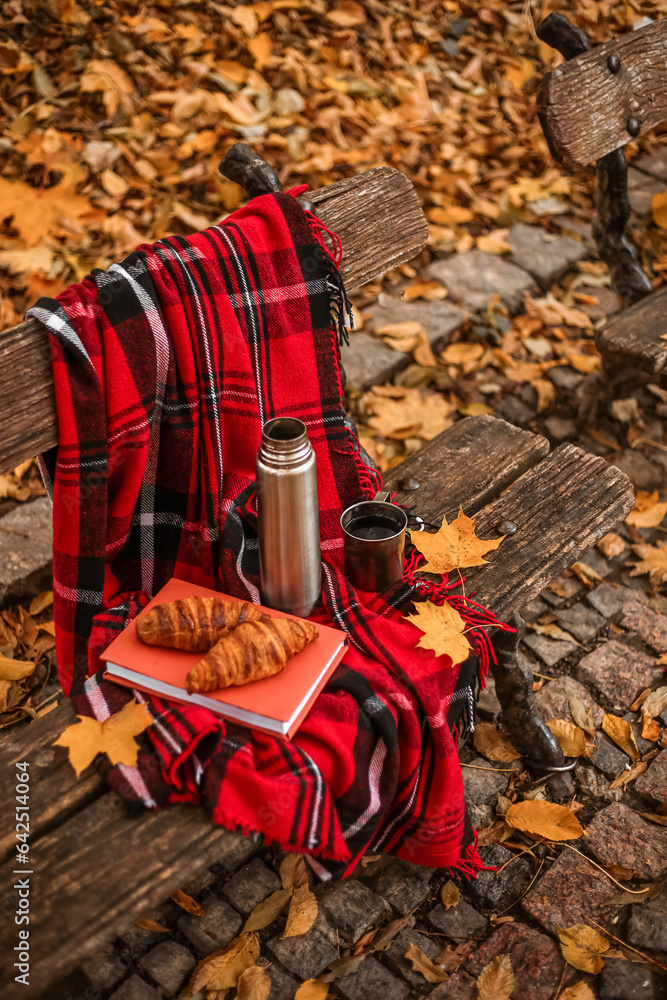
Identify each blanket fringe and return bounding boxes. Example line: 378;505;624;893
403;548;514;686
447;828;492;881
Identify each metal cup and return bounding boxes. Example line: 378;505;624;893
340;491;407;592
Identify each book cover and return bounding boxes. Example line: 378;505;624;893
101;577;347;739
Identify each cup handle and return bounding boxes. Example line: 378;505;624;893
373;490;392;502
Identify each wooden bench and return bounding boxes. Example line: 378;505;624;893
537;14;667;395
0;153;635;997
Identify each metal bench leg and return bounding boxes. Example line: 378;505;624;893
491;614;565;769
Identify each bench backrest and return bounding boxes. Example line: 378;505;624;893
537;15;667;169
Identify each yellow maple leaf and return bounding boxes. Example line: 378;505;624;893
81;59;134;118
404;600;471;664
413;506;504;574
626;490;667;528
476;953;515;1000
557;924;609;975
53;699;152;776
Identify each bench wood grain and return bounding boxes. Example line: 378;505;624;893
0;166;427;476
595;285;667;375
537;18;667;168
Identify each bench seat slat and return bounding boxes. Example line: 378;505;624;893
537;18;667;168
595;285;667;375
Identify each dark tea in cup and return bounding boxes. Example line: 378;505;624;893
340;495;407;592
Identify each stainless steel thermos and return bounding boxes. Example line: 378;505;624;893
256;417;322;617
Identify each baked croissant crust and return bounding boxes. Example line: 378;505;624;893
136;597;266;652
186;616;319;693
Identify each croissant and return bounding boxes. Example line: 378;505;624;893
186;617;319;693
136;597;266;652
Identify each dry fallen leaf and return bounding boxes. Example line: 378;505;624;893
243;888;292;932
630;541;667;590
29;590;54;616
529;623;583;647
440;881;460;910
282;883;318;939
560;982;597;1000
294;981;329;1000
236;964;271;1000
403;279;447;301
0;656;37;682
547;719;594;759
626;491;667;528
405;600;471;664
602;714;639;762
366;389;455;441
597;532;626;559
609;760;648;789
557;924;609;975
53;699;152;776
280;853;309;891
473;722;521;763
505;799;583;841
188;934;260;995
652;189;667;230
413;507;504;574
405;942;448;983
135;917;170;933
569;696;597;738
476;953;515;1000
172;889;205;916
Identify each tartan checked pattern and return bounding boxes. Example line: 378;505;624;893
28;191;486;878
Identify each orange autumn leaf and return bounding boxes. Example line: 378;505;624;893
413;507;504;574
404;600;471;664
626;491;667;528
53;699;152;776
0;173;98;248
504;799;583;841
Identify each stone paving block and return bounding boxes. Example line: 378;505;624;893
628;166;665;215
257;956;301;1000
575;640;662;710
110;975;161;1000
599;957;663;999
635;749;667;804
385;926;441;988
424;250;538;313
366;294;467;346
80;941;130;990
591;734;629;780
534;675;605;728
177;891;243;955
584;802;667;879
521;849;620;934
555;603;606;644
579;546;611;579
622;714;655;756
320;879;391;944
120;903;175;958
361;857;434;917
340;331;409;392
634;149;667;183
220;857;281;916
0;496;53;605
547;366;584;391
461;756;509;807
627;893;667;953
468;845;532;911
587;583;648;619
506;223;586;290
138;941;196;997
465;923;569;1000
494;394;535;427
543;415;578;443
268;911;338;981
612;450;663;492
577;765;624;805
620;599;667;653
208;835;260;881
523;632;578;668
180;868;216;900
429;971;477;999
334;955;409;1000
426;898;488;941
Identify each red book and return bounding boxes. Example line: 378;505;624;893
101;577;347;740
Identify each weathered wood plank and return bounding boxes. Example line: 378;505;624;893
0;166;427;475
537;18;667;168
596;285;667;374
384;415;550;518
408;443;633;620
0;699;104;864
0;791;252;999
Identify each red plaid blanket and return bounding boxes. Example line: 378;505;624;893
29;189;498;878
